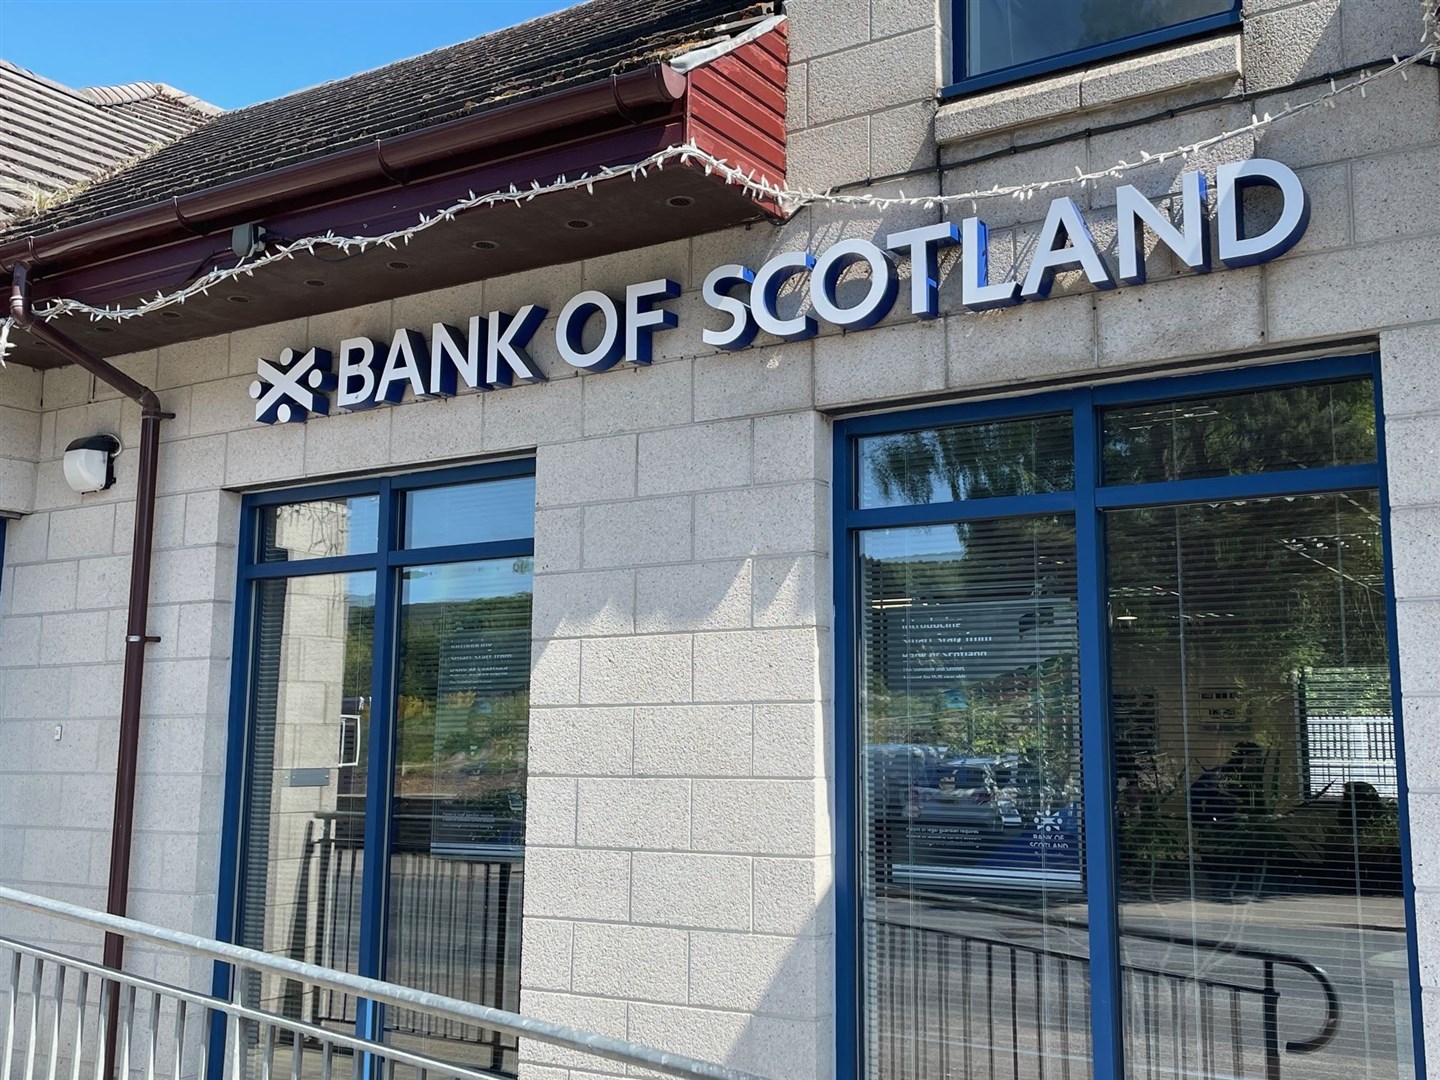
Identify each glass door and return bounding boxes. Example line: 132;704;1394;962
232;465;535;1078
1100;380;1411;1080
385;558;532;1072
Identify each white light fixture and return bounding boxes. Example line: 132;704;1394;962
63;434;120;494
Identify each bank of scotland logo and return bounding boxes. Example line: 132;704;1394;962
250;348;335;424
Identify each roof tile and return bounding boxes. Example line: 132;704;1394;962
0;61;215;224
4;0;770;239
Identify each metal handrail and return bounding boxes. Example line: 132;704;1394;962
1;938;500;1080
0;885;766;1080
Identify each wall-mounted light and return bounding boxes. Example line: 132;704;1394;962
63;434;120;494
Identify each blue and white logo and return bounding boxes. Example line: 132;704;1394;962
250;348;335;424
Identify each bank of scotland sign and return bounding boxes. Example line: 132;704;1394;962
249;159;1312;425
250;347;336;423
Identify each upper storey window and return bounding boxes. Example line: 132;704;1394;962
949;0;1241;95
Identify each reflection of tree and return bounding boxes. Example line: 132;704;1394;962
344;601;374;700
1109;491;1398;898
1103;378;1395;901
864;416;1073;507
1103;379;1374;484
395;590;532;800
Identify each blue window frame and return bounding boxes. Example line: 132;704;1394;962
945;0;1242;98
214;458;535;1072
833;355;1426;1080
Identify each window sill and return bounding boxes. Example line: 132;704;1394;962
935;32;1242;148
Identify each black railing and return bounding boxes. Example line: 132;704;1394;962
872;915;1341;1080
296;814;524;1076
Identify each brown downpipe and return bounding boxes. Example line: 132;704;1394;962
10;264;170;1078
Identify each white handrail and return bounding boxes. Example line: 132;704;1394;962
0;885;768;1080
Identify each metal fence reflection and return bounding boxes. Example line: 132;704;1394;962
301;817;523;1075
871;917;1340;1080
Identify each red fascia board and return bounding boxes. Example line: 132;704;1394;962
0;64;687;275
687;23;787;215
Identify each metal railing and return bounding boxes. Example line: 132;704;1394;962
872;914;1341;1080
0;885;765;1080
294;819;522;1073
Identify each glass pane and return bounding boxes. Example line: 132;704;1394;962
404;476;535;549
858;415;1073;507
1109;493;1414;1079
260;495;379;561
239;571;374;1038
966;0;1234;78
386;557;533;1073
859;517;1088;1080
1102;379;1375;486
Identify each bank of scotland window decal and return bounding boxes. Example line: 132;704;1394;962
949;0;1241;96
835;357;1422;1080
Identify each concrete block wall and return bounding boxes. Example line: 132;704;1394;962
0;362;40;516
1384;321;1440;1080
0;1;1437;1077
522;393;833;1080
1;246;843;1078
0;351;234;992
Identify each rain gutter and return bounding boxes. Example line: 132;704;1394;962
0;63;687;275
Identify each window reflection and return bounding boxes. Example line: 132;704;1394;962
859;415;1074;508
260;496;379;562
1109;493;1411;1079
404;476;535;549
860;517;1089;1080
1102;379;1375;486
965;0;1235;79
386;558;532;1072
850;372;1413;1080
240;572;374;1039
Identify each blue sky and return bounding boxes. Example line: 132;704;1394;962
1;0;579;110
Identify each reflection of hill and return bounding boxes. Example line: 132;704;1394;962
395;591;533;779
400;592;531;701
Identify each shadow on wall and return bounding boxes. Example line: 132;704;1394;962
723;883;837;1080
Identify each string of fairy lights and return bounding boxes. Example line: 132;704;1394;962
1;1;1436;362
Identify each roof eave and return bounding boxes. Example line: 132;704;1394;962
0;23;789;369
0;63;688;276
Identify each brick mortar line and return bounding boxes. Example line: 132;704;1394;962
532;625;828;640
517;986;828;1023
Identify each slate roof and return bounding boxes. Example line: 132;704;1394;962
2;0;774;241
0;61;219;224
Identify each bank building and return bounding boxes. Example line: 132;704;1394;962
1;1;1439;1079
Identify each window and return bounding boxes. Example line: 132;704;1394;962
221;461;535;1075
949;0;1241;96
836;357;1421;1080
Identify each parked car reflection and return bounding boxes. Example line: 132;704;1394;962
868;744;1083;893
